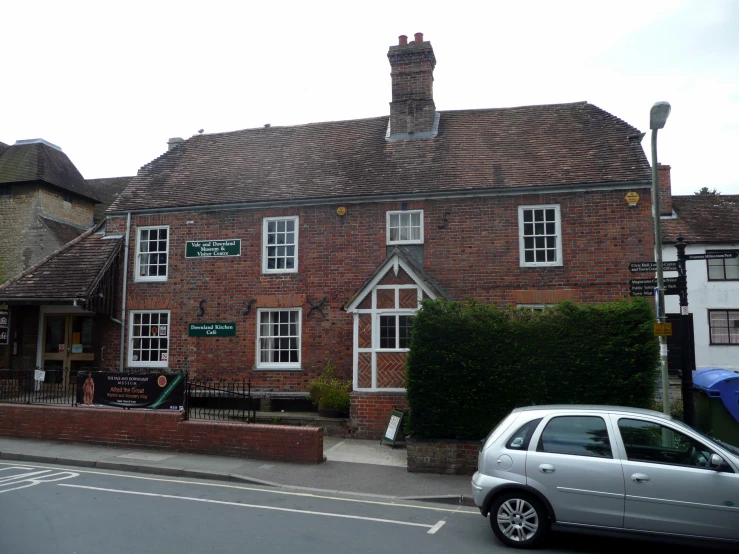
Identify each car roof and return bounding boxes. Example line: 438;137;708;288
513;404;672;420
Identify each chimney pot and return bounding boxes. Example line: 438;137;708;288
398;35;407;45
414;32;424;43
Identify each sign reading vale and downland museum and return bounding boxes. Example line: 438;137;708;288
186;239;241;258
77;372;185;409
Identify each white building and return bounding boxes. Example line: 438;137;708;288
660;168;739;370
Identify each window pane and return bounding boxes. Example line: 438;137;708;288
538;416;612;458
380;315;396;349
618;418;711;468
507;418;543;450
523;210;532;222
398;316;413;348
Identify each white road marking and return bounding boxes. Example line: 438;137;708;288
0;469;79;494
60;484;441;531
0;461;478;515
427;520;446;534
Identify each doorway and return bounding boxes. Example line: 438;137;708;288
41;314;95;384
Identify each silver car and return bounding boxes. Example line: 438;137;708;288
471;405;739;549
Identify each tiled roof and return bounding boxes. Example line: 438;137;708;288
39;216;87;246
0;142;8;156
86;176;133;221
109;102;650;213
662;195;739;244
0;141;100;202
0;223;122;300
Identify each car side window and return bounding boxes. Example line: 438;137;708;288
537;416;613;458
618;418;713;468
506;418;543;450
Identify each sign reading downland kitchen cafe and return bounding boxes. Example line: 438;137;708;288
186;239;241;258
188;322;236;337
0;308;9;345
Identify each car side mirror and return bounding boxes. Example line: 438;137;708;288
710;453;727;470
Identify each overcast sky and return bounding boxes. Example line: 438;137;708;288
3;0;738;195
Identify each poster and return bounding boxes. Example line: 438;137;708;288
77;372;185;410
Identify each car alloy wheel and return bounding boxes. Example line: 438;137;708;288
490;492;548;548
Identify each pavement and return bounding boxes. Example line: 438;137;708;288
0;435;475;506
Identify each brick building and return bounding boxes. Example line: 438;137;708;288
1;34;655;437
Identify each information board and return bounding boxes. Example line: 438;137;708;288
381;406;407;448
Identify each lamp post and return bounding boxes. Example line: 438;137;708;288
650;101;671;415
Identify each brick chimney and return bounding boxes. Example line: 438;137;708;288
387;33;437;139
657;163;673;216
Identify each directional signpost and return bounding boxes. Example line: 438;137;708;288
684;252;738;261
629;261;679;273
629;277;681;297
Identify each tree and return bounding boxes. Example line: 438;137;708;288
695;187;720;196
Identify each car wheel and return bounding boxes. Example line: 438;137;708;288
489;491;549;549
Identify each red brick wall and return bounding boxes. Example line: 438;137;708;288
103;187;654;433
0;404;323;464
350;392;407;439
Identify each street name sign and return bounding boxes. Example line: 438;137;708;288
629;261;679;273
684;252;738;261
630;278;680;297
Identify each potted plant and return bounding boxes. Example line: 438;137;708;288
308;360;352;418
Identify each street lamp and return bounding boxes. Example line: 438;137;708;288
650;101;671;415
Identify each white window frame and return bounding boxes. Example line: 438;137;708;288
256;308;302;369
134;225;170;282
386;210;424;245
262;216;299;274
128;309;170;368
518;204;563;267
377;312;415;351
708;309;739;345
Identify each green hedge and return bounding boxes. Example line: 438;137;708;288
405;298;659;440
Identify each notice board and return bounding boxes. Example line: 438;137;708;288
381;406;407;447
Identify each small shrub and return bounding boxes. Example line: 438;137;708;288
307;360;352;414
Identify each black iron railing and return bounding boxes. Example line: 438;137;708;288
185;378;256;423
0;368;81;405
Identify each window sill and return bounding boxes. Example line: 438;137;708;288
134;277;169;283
254;366;304;371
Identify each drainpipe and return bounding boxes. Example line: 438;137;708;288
119;213;131;372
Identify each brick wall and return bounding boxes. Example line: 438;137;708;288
350;392;407;439
102;186;654;434
0;404;324;464
406;436;479;475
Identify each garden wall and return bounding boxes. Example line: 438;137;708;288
0;404;323;464
406;437;479;475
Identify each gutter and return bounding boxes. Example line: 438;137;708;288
106;180;653;216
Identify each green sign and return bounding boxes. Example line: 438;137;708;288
188;322;236;337
186;239;241;258
381;407;407;448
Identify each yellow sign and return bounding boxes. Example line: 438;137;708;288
625;192;640;206
72;332;81;344
654;323;672;337
336;206;347;216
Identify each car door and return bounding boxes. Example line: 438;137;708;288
525;414;625;528
612;415;739;540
